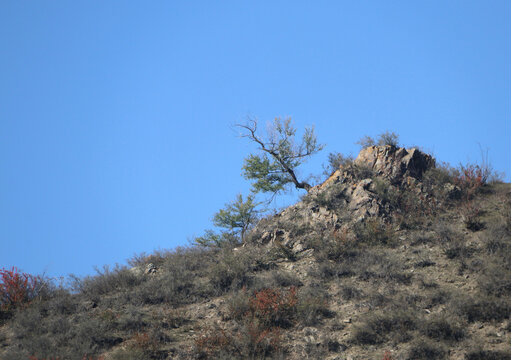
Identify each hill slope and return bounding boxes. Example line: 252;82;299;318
1;146;510;360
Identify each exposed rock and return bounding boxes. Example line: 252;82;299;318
129;262;158;276
444;183;462;200
354;145;435;184
348;179;379;219
249;145;436;252
144;263;158;275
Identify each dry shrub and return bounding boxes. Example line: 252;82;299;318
195;323;281;359
382;351;394;360
419;315;465;341
354;218;396;246
351;310;416;345
461;200;484;231
465;349;511;360
407;338;447;359
194;327;232;358
450;294;511;322
296;285;333;326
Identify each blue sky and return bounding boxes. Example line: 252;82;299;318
1;1;510;279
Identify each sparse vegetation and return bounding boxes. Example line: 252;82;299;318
2;136;510;359
357;131;400;149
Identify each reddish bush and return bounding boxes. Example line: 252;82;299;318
248;287;298;328
0;266;43;312
195;328;232;357
455;163;487;199
196;287;295;358
382;350;394;360
245;321;281;354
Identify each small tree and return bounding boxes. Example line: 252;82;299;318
194;194;259;247
237;118;324;195
213;194;259;242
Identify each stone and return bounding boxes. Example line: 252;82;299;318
444;183;462;200
144;263;158;275
355;145;435;184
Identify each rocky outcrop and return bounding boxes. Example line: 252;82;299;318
354;145;435;183
321;146;434;190
129;263;158;276
249;146;436;251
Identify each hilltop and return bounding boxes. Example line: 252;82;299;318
1;145;510;360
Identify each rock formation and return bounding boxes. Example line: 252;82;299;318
249;145;436;253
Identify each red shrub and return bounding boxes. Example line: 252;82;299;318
245;321;281;353
194;328;232;356
0;267;43;311
455;163;487;199
248;287;297;328
382;350;394;360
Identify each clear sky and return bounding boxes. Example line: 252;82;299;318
1;1;510;279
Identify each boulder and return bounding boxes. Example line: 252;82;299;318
354;145;435;184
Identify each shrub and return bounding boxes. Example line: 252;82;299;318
378;131;400;147
71;264;143;299
407;338;447;359
0;267;45;313
323;152;354;176
395;191;437;229
372;178;400;208
354;218;396;246
248;287;297;329
351;310;416;345
8;299;122;360
450;294;511;322
357;131;399;149
465;350;511;360
209;248;258;294
382;351;394;360
29;357;105;360
419;316;465;341
238;322;282;358
461;200;484;231
194;327;233;358
296;285;334;326
454;157;503;199
478;261;511;297
252;270;302;291
339;285;363;301
194;323;282;359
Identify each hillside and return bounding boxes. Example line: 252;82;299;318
1;145;511;360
